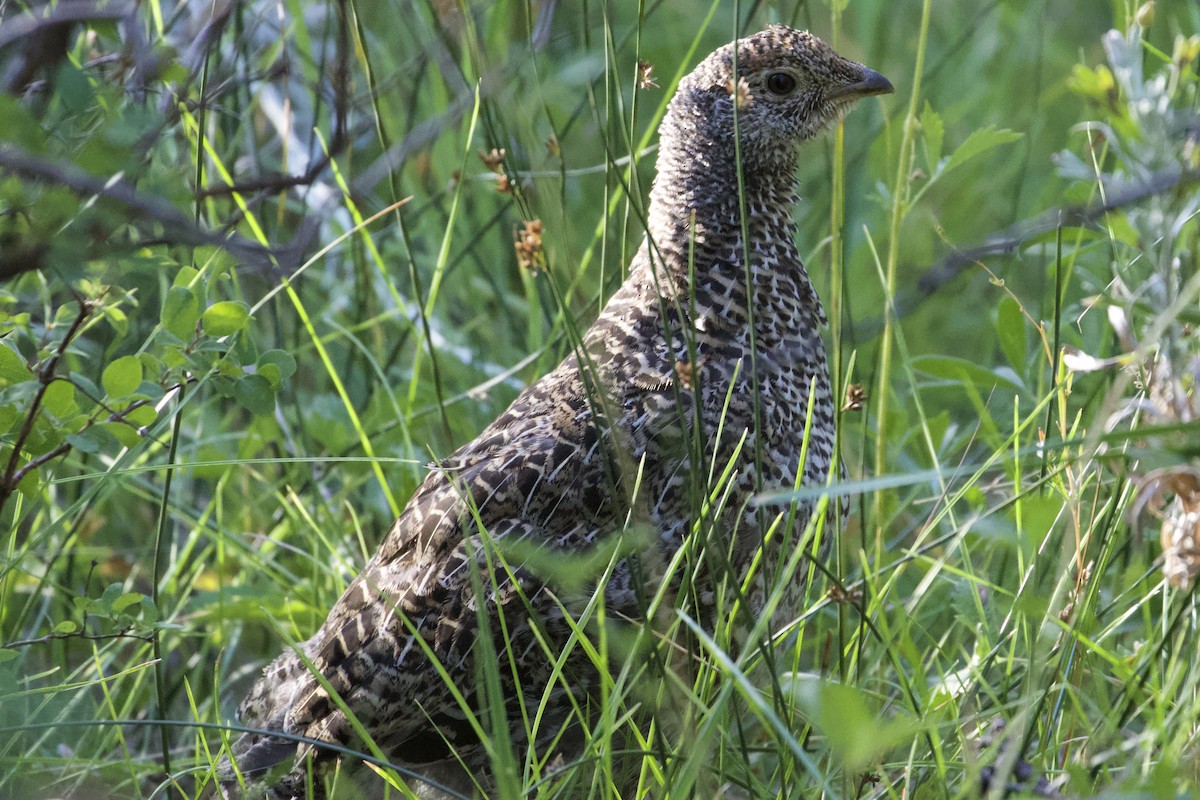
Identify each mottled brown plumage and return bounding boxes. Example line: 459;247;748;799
221;25;891;799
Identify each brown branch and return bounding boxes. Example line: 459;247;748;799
196;0;352;199
0;301;93;512
195;160;338;199
6;397;157;494
851;166;1200;342
0;1;131;54
4;627;153;650
0;292;168;516
155;0;236;116
0;2;133;94
0;144;314;280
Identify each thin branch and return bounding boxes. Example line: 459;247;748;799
0;144;315;280
155;0;236;115
851;167;1200;341
0;301;92;512
195;0;351;200
6;397;157;493
0;0;131;54
3;628;153;650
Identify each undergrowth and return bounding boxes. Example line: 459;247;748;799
0;1;1198;799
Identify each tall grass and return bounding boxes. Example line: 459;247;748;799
0;1;1198;799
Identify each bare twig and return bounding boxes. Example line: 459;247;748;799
851;167;1200;341
0;0;132;54
156;0;236;116
0;144;315;279
0;1;133;94
3;627;153;650
6;397;157;492
0;301;93;512
196;0;351;199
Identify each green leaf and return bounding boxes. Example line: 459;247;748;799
99;583;124;606
787;676;920;771
112;592;146;615
257;363;282;388
53;620;80;635
0;343;32;387
215;358;243;379
103;306;129;340
0;404;18;434
55;62;94;115
996;297;1028;372
24;420;63;456
124;404;157;429
919;102;944;171
943;126;1023;174
912;355;1025;394
70;372;101;399
171;266;200;289
100;420;139;448
0;649;18;663
203;301;250;337
259;350;297;382
102;355;143;398
0;96;47;152
15;465;38;500
162;286;200;341
194;245;238;276
140;596;160;624
67;425;119;454
234;374;276;416
1104;212;1141;248
42;381;76;418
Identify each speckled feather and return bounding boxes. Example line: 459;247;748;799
222;25;889;799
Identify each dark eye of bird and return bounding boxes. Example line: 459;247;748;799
766;71;797;95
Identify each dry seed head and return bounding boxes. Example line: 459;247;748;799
514;218;545;274
1135;1;1155;29
725;76;752;109
674;358;700;391
637;59;659;90
827;583;863;604
842;383;867;412
480;148;506;172
1162;502;1200;588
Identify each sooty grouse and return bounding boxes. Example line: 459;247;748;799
221;25;891;799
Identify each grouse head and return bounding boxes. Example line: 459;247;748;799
660;25;893;174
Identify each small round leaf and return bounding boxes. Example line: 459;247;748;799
233;374;275;416
42;380;77;416
102;355;143;398
0;343;32;387
162;286;200;341
202;301;250;337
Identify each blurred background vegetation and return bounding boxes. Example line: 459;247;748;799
0;0;1198;798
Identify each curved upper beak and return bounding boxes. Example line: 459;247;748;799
827;67;894;101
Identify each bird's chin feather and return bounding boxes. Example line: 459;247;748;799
808;98;868;137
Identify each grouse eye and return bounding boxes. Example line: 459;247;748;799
765;71;797;96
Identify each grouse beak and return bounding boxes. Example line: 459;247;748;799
827;67;894;101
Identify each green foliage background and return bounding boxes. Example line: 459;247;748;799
0;0;1198;798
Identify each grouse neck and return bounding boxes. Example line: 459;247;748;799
646;133;801;273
